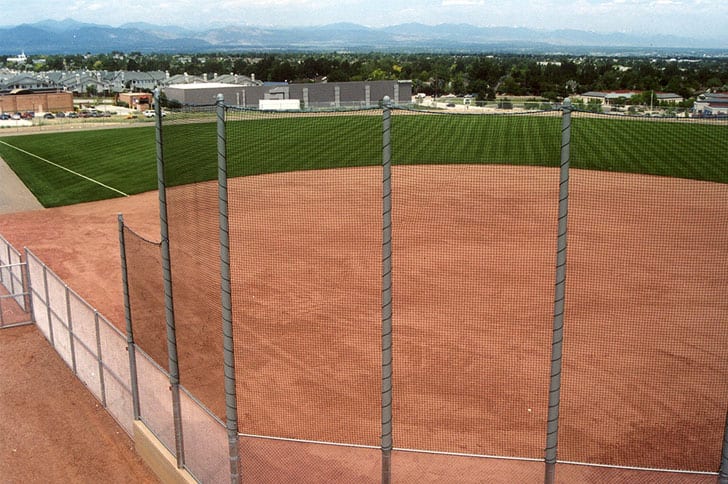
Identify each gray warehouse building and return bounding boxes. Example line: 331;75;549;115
163;79;412;109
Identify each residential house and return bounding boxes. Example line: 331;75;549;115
160;72;206;87
110;71;167;92
0;73;54;91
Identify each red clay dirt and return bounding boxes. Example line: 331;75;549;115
0;165;725;483
0;324;158;483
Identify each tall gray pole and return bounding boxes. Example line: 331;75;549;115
381;96;394;484
216;94;241;484
154;88;185;468
118;213;141;420
719;408;728;483
544;97;572;484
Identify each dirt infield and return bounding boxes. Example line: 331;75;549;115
0;164;726;482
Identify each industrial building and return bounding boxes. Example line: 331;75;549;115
162;79;413;109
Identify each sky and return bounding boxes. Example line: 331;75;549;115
1;0;725;40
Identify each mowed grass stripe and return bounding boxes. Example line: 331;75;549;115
0;140;129;197
571;117;728;182
0;126;158;206
0;113;725;208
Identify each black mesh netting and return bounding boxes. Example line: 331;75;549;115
141;102;727;480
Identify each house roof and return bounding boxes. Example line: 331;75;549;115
581;90;640;99
655;93;682;99
582;90;681;100
211;74;261;86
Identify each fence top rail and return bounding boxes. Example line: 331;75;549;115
0;234;23;259
134;344;171;378
394;104;561;116
556;459;720;476
0;261;26;269
224;104;383;114
179;384;226;428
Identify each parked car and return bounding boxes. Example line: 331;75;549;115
0;113;10;120
143;109;166;117
11;112;21;120
66;112;78;118
55;112;66;118
43;113;55;119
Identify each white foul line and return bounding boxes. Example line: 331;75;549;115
0;140;129;197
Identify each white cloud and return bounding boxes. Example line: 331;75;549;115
3;0;727;39
441;0;485;5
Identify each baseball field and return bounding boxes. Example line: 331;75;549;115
0;109;726;482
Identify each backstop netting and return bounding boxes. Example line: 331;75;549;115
225;108;382;480
140;100;727;481
159;105;227;418
563;111;728;472
388;108;560;461
122;225;166;368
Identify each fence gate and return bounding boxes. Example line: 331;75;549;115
0;242;33;328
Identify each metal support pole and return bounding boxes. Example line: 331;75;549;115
381;96;394;484
217;94;241;484
65;285;77;374
42;265;55;348
24;248;36;324
544;97;572;484
154;88;185;468
0;245;6;285
719;408;728;483
118;214;141;420
94;310;107;407
7;244;14;294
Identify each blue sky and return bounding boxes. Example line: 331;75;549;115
2;0;725;40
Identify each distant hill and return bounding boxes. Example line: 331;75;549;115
0;19;725;55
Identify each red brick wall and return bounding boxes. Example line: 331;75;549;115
0;92;74;114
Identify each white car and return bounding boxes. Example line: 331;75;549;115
143;110;166;117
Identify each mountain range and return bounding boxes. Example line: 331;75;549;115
1;19;726;56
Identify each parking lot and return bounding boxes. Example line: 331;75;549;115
0;105;149;131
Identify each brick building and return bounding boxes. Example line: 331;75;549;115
117;92;153;111
0;89;73;114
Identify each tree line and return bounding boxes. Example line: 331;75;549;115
17;52;728;102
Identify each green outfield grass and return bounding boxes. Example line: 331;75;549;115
0;127;157;207
0;111;725;208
